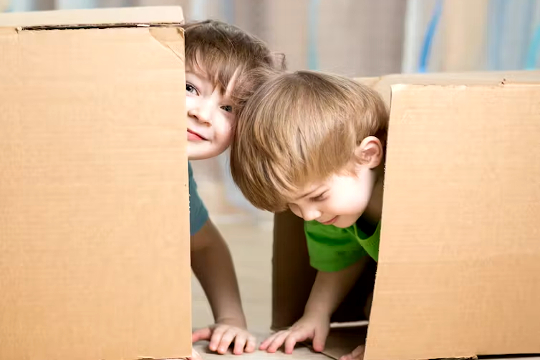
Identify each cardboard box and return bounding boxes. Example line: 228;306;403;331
0;7;191;360
272;71;540;360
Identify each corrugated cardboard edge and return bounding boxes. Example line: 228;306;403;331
356;70;540;106
356;70;540;86
0;6;183;28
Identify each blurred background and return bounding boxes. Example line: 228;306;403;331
3;0;539;334
3;0;540;74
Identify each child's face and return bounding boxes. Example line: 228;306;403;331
286;137;384;228
287;165;377;228
185;68;236;160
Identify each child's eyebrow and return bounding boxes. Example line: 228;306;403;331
296;186;322;200
185;70;207;82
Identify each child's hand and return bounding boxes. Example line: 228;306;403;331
259;313;330;354
188;348;204;360
192;322;257;355
340;345;365;360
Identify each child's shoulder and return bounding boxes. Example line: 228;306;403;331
188;161;196;181
188;161;198;190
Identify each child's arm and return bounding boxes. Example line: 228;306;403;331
260;256;370;354
191;219;256;355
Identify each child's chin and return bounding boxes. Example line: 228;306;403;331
333;216;359;228
332;220;352;228
187;146;214;160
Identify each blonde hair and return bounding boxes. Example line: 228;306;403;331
181;20;285;107
230;70;389;212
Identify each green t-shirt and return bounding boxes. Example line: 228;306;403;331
304;220;380;272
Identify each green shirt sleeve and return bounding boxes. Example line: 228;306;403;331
304;220;367;272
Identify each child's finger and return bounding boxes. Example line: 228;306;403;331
351;345;365;360
189;349;204;360
339;345;365;360
266;331;290;353
312;326;329;352
217;328;237;354
232;333;248;355
192;327;212;343
208;325;226;352
245;335;257;353
284;332;305;354
259;332;279;350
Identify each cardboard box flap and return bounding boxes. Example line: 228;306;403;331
0;6;183;29
356;70;540;105
365;84;540;360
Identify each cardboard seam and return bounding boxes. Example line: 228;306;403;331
16;23;183;31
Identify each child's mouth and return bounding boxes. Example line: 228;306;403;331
320;216;338;225
187;129;207;141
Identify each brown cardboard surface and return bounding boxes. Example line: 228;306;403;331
0;6;183;27
0;8;190;360
365;84;540;360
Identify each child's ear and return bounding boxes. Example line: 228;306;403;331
354;136;383;169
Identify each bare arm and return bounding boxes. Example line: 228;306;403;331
261;256;370;354
190;219;246;327
304;256;370;319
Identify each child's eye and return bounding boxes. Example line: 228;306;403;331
186;83;198;95
221;105;233;113
310;193;326;202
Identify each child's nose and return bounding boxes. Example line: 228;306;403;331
301;207;321;222
189;102;213;125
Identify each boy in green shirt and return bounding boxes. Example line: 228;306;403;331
230;70;388;360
